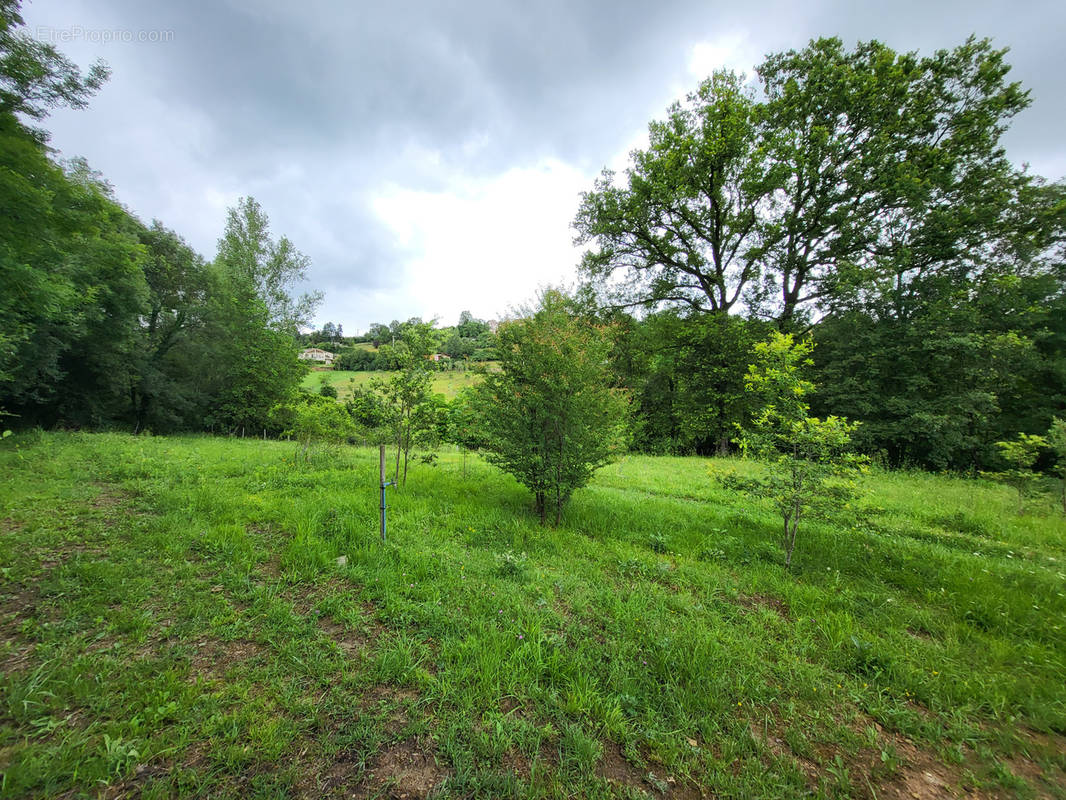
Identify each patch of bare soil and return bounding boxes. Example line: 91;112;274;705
749;721;821;786
0;585;42;673
750;712;1024;800
597;740;707;799
735;593;790;619
361;684;421;736
319;616;372;657
187;636;267;681
313;737;449;799
89;483;133;510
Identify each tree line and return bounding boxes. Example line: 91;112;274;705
574;35;1065;472
3;0;1063;493
0;2;318;434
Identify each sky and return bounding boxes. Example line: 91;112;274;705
19;0;1066;333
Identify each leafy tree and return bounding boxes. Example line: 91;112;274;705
728;332;867;569
1;154;148;427
128;221;210;432
575;70;766;315
213;197;320;334
1049;418;1066;514
0;0;109;140
334;347;376;371
475;290;629;525
204;197;318;433
983;433;1048;515
575;37;1030;326
371;319;441;485
345;386;389;430
447;387;488;477
610;312;767;455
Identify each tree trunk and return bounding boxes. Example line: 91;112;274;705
402;433;410;486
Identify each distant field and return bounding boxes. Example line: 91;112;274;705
302;368;488;400
1;432;1064;798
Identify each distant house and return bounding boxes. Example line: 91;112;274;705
427;353;451;362
299;347;336;364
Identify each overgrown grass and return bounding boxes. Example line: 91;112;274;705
0;433;1063;798
302;369;487;400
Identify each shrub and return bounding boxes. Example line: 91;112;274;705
474;290;629;525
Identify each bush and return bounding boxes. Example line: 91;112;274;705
474;289;629;525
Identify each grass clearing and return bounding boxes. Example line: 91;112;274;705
302;369;487;400
1;433;1064;798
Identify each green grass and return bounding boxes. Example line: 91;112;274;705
301;369;487;400
1;433;1064;798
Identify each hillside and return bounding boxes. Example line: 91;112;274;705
0;434;1064;798
302;369;489;401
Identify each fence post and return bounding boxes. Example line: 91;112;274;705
379;444;387;544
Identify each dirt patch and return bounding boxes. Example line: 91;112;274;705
319;616;372;657
368;738;448;799
361;685;421;736
749;713;1007;800
0;586;43;673
749;721;821;786
873;735;991;800
735;593;789;619
315;737;449;799
90;485;131;510
596;740;705;799
187;637;267;680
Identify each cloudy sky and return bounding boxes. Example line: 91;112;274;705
21;0;1066;332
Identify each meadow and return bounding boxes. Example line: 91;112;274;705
301;368;487;401
0;433;1064;799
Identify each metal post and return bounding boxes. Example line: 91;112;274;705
379;445;393;544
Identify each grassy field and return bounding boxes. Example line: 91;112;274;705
1;433;1064;799
301;369;486;401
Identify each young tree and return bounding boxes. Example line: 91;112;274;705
475;290;629;525
984;433;1048;515
730;332;867;569
371;319;441;485
1049;418;1066;514
447;387;487;478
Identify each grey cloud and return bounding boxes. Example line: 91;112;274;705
20;0;1066;331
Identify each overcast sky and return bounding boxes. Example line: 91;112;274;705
20;0;1066;333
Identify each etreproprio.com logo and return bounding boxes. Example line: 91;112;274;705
35;26;175;44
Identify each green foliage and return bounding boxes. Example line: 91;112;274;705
204;197;318;433
575;37;1031;326
1049;418;1066;514
607;312;768;455
269;393;357;462
475;290;629;525
370;323;444;486
730;332;867;568
0;0;109;133
983;433;1048;515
